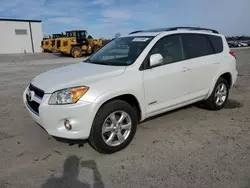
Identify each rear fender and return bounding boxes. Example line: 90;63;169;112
205;71;232;99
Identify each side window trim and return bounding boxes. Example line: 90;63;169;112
139;34;185;71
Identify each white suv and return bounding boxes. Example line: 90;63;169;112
23;27;238;153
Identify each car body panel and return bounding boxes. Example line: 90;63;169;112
31;62;126;93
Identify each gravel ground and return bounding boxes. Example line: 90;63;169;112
0;50;249;188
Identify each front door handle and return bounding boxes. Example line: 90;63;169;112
182;67;190;72
214;61;220;64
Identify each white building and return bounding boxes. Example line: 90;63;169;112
0;18;43;54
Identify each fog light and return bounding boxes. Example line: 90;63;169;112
64;120;72;130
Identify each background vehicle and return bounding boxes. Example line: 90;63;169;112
58;30;103;58
53;34;68;52
50;33;65;52
246;40;250;45
227;41;238;48
24;27;237;154
41;37;52;52
239;42;248;47
228;40;249;48
41;33;65;52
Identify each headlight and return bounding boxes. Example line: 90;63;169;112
49;86;89;105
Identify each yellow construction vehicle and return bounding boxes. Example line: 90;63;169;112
41;33;64;52
41;37;52;52
58;30;103;58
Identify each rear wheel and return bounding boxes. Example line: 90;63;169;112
71;46;82;58
89;100;138;154
202;77;229;110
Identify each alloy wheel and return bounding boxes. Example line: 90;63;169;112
102;111;132;147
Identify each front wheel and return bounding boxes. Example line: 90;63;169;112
71;46;82;58
202;77;229;110
89;100;138;154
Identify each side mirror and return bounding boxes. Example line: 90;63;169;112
149;53;163;67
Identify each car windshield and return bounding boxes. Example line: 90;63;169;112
85;36;153;66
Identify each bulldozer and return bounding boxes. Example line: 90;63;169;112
57;30;103;58
41;33;64;52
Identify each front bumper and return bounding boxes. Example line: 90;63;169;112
23;86;94;140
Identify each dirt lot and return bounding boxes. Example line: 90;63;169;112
0;50;250;188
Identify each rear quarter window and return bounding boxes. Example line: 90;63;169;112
182;34;214;59
208;35;223;53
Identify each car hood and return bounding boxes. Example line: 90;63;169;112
31;62;126;93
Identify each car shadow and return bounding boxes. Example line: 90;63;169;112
53;137;88;148
224;99;243;109
41;155;105;188
52;52;69;57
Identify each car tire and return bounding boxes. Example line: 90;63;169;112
71;46;82;58
89;100;138;154
203;77;229;110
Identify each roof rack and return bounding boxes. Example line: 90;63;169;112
129;30;144;34
129;27;219;34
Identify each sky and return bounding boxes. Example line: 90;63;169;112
0;0;249;38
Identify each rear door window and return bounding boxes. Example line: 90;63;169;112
208;35;223;53
182;34;214;59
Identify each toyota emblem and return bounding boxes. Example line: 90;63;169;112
27;90;35;101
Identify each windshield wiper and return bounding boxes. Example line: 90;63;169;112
84;59;127;66
84;59;106;65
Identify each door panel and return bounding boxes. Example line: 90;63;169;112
185;56;215;96
181;34;218;97
143;60;191;115
142;34;195;115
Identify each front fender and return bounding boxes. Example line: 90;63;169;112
90;90;146;122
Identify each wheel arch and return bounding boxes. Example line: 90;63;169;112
92;92;145;124
206;71;232;99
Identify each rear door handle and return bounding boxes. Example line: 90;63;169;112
214;61;220;64
182;67;190;72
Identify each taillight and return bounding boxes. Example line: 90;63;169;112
229;51;236;59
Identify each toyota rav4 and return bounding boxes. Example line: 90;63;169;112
23;27;238;153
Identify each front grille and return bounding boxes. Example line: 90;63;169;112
29;84;44;99
63;41;68;46
57;40;61;48
26;95;40;115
